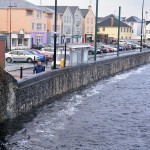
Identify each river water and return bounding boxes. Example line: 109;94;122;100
2;64;150;150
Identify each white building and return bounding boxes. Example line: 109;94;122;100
146;21;150;40
69;6;83;43
125;16;143;40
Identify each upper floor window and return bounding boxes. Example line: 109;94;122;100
87;27;89;33
87;18;89;23
103;27;105;31
32;23;34;30
124;28;126;32
37;11;42;18
91;18;93;24
37;23;42;31
44;24;46;31
47;13;53;19
64;16;67;23
91;27;93;33
26;10;33;16
127;28;129;32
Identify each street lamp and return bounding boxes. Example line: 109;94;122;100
8;2;17;51
94;0;98;61
53;0;57;69
140;0;144;52
144;11;148;42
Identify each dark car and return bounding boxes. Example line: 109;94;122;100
32;44;45;50
88;47;102;55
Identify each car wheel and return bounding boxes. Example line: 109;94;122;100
27;58;33;63
6;57;12;63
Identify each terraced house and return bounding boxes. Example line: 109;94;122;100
0;0;49;50
97;14;133;41
81;5;95;43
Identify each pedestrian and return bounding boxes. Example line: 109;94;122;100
33;60;45;74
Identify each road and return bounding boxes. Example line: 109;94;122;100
1;63;150;149
5;48;149;79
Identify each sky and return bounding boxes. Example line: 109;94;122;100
27;0;150;20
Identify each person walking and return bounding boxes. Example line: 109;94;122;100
33;60;45;74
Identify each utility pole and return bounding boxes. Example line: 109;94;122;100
53;0;57;69
140;0;144;52
8;2;17;51
144;11;148;42
94;0;98;61
117;6;121;57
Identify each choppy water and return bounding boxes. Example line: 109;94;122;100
1;64;150;150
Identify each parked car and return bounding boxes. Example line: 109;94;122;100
5;50;40;63
24;50;46;62
100;45;109;53
32;50;52;61
32;43;45;50
88;47;102;55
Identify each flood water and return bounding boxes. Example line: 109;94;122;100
1;64;150;150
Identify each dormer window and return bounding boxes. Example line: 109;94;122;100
37;11;42;18
26;10;33;16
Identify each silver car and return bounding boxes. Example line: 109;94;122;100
5;50;40;63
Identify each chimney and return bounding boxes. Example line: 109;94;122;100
88;5;92;10
111;16;114;27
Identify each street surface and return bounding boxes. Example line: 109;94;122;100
5;48;150;79
2;63;150;150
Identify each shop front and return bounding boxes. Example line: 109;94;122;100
31;32;47;45
10;29;31;50
85;34;92;43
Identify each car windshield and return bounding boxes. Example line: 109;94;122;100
23;51;33;55
28;51;38;55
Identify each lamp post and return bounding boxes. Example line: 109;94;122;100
140;0;144;52
53;0;57;69
144;11;148;42
117;6;121;57
94;0;98;61
8;2;17;51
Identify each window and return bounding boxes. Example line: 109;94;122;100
10;51;17;55
121;37;123;39
32;23;34;30
91;27;93;33
44;24;46;31
69;16;71;23
87;27;89;33
91;18;93;24
12;39;17;46
37;23;42;31
37;11;42;18
87;18;89;23
24;39;28;46
36;36;42;44
103;27;105;31
47;13;53;19
26;10;33;16
64;16;67;23
124;28;126;32
18;51;24;55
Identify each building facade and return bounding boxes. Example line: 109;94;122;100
125;16;143;40
97;14;132;41
81;5;95;43
0;0;48;50
70;6;83;43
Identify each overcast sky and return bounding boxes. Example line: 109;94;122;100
27;0;150;20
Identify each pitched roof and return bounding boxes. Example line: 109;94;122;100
69;6;78;15
126;16;142;23
80;9;88;17
39;6;55;13
0;0;42;11
44;6;68;14
97;14;131;28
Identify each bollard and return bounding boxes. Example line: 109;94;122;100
60;58;65;68
20;67;23;79
34;56;36;67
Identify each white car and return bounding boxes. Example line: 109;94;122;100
39;47;54;58
5;50;40;63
